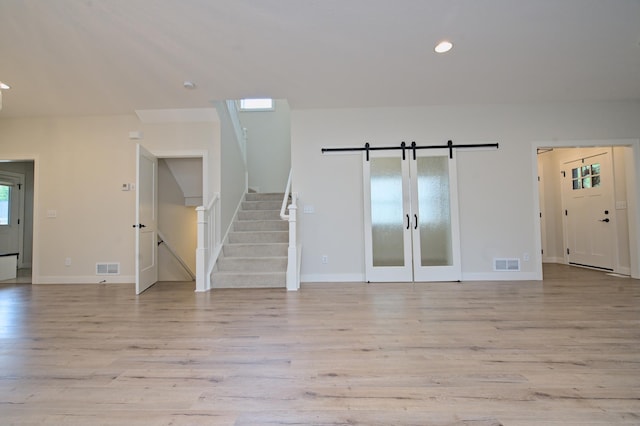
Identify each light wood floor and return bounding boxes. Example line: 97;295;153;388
1;264;639;425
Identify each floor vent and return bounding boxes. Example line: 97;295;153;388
96;263;120;275
494;258;520;272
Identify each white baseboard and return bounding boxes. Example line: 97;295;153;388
461;271;542;281
302;271;541;283
301;273;365;283
542;257;565;264
35;275;134;284
616;266;631;276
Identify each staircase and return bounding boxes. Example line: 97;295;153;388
212;193;288;288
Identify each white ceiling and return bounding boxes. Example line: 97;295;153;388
1;0;639;118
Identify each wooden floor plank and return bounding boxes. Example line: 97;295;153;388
1;264;639;425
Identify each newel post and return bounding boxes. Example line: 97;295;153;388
195;206;207;292
286;200;299;291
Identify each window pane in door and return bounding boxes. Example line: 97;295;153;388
572;179;581;190
370;157;405;267
416;156;452;266
0;184;10;225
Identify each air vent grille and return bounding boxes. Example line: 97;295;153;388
96;263;120;275
494;258;520;272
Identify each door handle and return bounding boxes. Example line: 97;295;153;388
132;224;147;228
406;214;410;229
414;214;418;230
599;218;610;223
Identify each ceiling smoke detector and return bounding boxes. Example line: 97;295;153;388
183;81;196;89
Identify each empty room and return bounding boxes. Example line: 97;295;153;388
1;1;639;424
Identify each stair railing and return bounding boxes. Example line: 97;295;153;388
280;170;300;291
280;170;293;221
157;230;196;281
196;193;222;292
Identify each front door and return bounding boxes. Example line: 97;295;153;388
562;149;616;270
364;149;461;282
135;144;158;294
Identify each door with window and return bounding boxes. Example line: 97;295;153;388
562;149;616;270
364;149;461;282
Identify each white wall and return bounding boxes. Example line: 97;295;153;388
613;147;632;273
216;102;248;237
291;101;640;282
537;150;564;263
239;99;291;193
0;114;218;284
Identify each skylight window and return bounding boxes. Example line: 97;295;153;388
239;98;274;111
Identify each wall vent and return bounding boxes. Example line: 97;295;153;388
96;263;120;275
494;258;520;272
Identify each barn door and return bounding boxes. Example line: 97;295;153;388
364;149;461;282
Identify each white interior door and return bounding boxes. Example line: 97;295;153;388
364;152;413;282
136;144;158;294
364;149;461;282
562;149;616;270
410;150;461;282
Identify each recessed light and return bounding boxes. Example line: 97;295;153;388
434;40;453;54
0;82;10;90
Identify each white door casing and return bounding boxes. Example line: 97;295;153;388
135;144;158;294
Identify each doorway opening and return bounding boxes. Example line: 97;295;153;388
535;140;639;279
0;160;34;284
135;146;206;294
157;157;201;283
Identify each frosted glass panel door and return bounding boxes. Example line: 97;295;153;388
411;150;461;282
371;158;405;267
364;153;413;282
364;149;460;282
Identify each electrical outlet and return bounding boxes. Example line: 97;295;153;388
321;255;328;264
523;252;530;262
65;257;72;266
